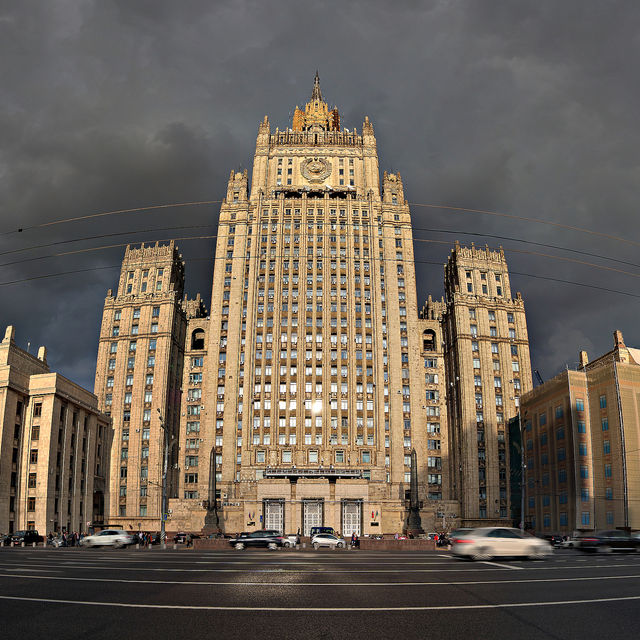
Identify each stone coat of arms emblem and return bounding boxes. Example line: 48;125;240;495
301;157;332;183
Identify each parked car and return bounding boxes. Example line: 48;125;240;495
230;530;284;550
10;530;44;545
542;534;564;547
282;534;300;548
174;532;200;544
561;537;580;549
79;529;134;548
451;527;552;560
578;530;640;553
309;526;335;537
311;533;346;549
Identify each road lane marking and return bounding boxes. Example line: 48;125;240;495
0;572;638;586
481;561;521;570
0;562;637;573
1;594;640;611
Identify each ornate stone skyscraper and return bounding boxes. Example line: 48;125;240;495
94;242;205;527
443;242;533;524
93;75;534;535
172;74;449;536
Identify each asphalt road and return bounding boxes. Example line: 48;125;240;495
0;546;639;639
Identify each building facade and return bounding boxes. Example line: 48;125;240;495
443;242;533;525
520;330;640;534
95;75;534;535
93;241;206;529
0;326;111;535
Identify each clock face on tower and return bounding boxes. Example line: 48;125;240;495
301;157;332;183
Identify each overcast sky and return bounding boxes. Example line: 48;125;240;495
1;1;639;391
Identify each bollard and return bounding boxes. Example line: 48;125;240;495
136;543;140;550
173;544;177;550
32;542;36;548
21;541;25;547
11;541;14;548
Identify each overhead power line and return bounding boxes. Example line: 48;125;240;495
2;231;639;282
0;255;638;301
2;197;638;250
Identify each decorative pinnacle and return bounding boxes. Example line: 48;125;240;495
311;70;322;101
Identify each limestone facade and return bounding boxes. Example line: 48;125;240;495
443;242;533;524
93;241;206;530
0;326;111;535
95;75;534;535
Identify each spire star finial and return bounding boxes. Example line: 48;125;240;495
311;71;322;101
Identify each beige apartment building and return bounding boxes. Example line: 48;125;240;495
443;243;533;524
95;75;533;535
520;330;640;534
0;326;111;535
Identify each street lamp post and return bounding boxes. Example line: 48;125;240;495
157;409;169;546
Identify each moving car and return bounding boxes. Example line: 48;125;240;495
578;530;640;553
230;530;284;550
451;527;552;560
311;533;346;549
79;529;134;548
10;530;44;545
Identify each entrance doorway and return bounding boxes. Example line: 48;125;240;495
264;500;284;534
342;501;361;537
303;500;323;536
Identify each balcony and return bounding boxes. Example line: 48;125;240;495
263;467;363;480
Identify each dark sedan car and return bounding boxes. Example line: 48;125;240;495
10;530;44;545
578;530;640;553
542;534;564;547
230;530;284;550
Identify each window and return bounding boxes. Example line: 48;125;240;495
581;488;589;502
27;497;36;511
599;395;607;409
577;421;586;433
579;443;587;456
30;449;38;464
581;512;590;526
580;465;588;479
604;464;612;478
603;440;610;454
602;418;609;431
282;450;292;463
576;399;584;411
362;451;371;463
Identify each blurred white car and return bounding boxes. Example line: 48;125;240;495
311;533;346;549
451;527;552;560
80;529;134;548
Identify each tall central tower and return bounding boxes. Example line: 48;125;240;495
188;74;442;535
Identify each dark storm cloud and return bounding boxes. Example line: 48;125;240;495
0;0;639;388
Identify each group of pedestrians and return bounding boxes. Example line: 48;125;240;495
134;531;160;546
47;531;84;546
